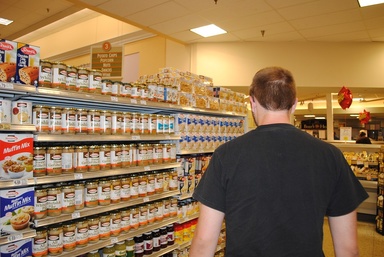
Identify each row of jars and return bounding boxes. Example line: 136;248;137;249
38;61;102;93
33;204;176;257
33;105;175;135
174;219;198;245
33;143;177;177
34;170;179;219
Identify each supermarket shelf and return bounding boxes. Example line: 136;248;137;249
0;162;181;189
0;124;36;132
0;230;36;246
34;133;181;143
34;190;180;227
146;243;179;257
0;82;246;117
57;217;179;257
178;149;214;155
178;213;199;224
177;192;194;200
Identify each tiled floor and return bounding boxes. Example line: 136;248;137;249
323;217;384;257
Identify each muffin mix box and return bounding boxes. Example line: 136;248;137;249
0;133;33;180
0;238;32;257
15;42;40;86
0;187;34;236
0;39;17;83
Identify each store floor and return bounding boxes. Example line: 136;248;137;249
322;217;384;257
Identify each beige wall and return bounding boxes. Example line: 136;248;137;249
190;42;384;88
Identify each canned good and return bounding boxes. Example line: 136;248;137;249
98;179;111;206
66;65;77;91
34;187;48;220
87;109;101;134
61;108;76;134
74;145;88;172
62;222;76;251
101;79;112;95
48;225;63;255
62;146;74;174
88;145;100;171
88;69;102;94
100;110;112;134
33;146;47;177
99;144;111;170
46;185;62;217
75;108;88;134
38;59;52;88
33;105;50;133
51;62;67;89
76;219;89;247
61;184;75;214
0;99;11;124
46;146;62;175
11;100;32;124
99;213;111;240
76;68;89;92
85;180;98;208
33;227;48;257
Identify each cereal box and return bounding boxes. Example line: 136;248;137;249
0;134;33;180
0;238;32;257
15;42;40;86
0;39;17;82
0;187;34;236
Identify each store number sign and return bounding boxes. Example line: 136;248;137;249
91;43;122;78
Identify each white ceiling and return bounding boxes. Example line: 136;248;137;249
1;0;384;119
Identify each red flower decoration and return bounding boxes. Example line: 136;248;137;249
359;110;371;124
338;86;353;109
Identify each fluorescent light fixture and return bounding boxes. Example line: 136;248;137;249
315;117;326;120
0;17;13;26
190;24;227;37
350;114;359;117
304;115;316;118
358;0;384;7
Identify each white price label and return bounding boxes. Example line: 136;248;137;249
13;179;28;186
111;237;119;244
130;99;138;104
111;96;118;102
7;233;22;242
74;174;83;180
72;212;81;219
144;166;150;171
140;100;147;105
143;197;150;202
0;82;13;89
132;135;140;140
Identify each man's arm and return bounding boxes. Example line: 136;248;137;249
189;203;225;257
328;210;359;257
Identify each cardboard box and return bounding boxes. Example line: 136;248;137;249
0;238;32;257
0;134;33;180
0;187;34;236
0;39;17;82
15;43;40;86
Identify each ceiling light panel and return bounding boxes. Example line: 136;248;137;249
190;24;227;37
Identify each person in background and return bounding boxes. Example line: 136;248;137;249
356;130;371;144
189;66;368;257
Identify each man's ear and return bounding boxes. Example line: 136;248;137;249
290;98;298;114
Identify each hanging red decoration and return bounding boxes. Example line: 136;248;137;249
359;109;371;124
337;86;353;110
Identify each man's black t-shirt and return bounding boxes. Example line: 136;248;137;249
193;124;368;257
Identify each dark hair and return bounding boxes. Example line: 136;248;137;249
249;67;296;111
359;132;366;137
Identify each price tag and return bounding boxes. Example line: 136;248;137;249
74;174;83;180
111;237;119;244
132;135;140;140
0;82;13;89
144;166;150;171
130;99;138;104
140;100;147;105
143;197;150;202
13;179;28;186
111;96;118;102
72;212;81;219
165;135;171;139
7;233;22;242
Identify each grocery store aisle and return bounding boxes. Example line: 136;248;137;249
323;218;384;257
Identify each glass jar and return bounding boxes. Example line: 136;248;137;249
99;213;111;240
98;179;111;206
101;79;112;95
138;205;148;227
152;229;161;252
76;67;89;92
143;232;153;255
147;203;156;224
115;241;126;257
102;244;115;257
34;187;47;220
47;185;62;217
76;219;89;247
61;107;76;134
130;207;139;230
33;227;48;257
138;113;149;134
33;105;50;133
87;216;100;243
138;174;147;197
61;146;74;174
33;146;47;177
38;59;52;88
110;144;122;169
147;172;155;196
66;65;77;91
47;224;63;256
61;183;75;214
110;211;122;236
51;62;67;89
46;146;62;175
131;112;139;134
100;110;112;135
155;200;164;222
74;145;88;173
88;145;100;171
99;144;111;170
62;222;76;251
120;144;130;168
110;177;121;204
120;176;131;201
153;144;163;164
111;111;123;135
88;69;102;94
87;109;101;135
87;250;100;257
74;182;85;210
125;238;135;257
154;171;164;194
120;208;131;233
85;180;98;208
130;174;139;199
48;106;62;134
75;108;88;134
121;112;132;134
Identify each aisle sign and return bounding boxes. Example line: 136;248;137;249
91;42;122;78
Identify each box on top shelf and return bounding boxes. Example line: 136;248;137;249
0;134;33;180
0;238;32;257
15;42;40;86
0;39;17;83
